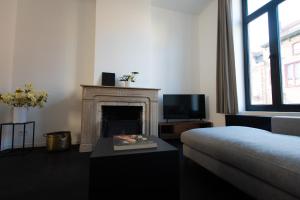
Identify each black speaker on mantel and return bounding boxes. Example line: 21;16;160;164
102;72;115;86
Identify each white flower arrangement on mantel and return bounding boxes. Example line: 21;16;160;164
0;83;48;123
119;72;139;87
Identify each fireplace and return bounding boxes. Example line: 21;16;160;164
97;102;147;138
80;85;160;152
101;106;143;137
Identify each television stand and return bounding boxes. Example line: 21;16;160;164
158;120;213;140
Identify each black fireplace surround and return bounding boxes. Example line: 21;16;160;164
101;106;143;137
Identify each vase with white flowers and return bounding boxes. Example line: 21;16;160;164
119;72;139;87
0;83;48;123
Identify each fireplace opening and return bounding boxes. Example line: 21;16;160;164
101;106;143;137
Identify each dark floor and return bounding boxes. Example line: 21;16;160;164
0;143;253;200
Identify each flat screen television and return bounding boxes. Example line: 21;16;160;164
163;94;206;120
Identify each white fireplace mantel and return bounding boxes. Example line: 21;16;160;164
80;85;160;152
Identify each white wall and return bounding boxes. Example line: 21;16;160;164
1;0;96;149
0;0;202;149
232;0;245;112
197;0;225;126
151;7;201;120
0;0;224;149
0;0;17;123
151;7;200;92
94;0;153;87
95;0;201;121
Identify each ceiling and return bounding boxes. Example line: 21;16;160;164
151;0;211;15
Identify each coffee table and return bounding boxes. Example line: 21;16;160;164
89;136;179;200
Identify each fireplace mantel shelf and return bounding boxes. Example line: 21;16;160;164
81;85;160;91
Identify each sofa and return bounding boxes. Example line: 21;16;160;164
181;116;300;200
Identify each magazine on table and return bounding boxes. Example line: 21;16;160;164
113;134;158;151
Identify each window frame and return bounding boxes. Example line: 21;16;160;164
242;0;300;111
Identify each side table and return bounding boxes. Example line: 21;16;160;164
159;120;213;139
0;121;35;151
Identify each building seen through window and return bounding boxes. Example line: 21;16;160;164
246;0;300;106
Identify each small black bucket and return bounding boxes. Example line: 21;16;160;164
44;131;71;152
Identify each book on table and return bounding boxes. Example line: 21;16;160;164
113;134;158;151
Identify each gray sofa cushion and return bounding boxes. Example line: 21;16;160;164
181;126;300;199
272;116;300;137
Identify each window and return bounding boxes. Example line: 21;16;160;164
243;0;300;111
285;62;300;88
293;42;300;55
247;0;271;15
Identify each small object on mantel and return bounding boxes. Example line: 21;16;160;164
101;72;115;86
119;72;139;87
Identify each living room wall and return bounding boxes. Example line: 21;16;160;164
94;0;153;87
0;0;201;149
0;0;95;149
0;0;210;149
197;0;225;126
95;0;201;121
0;0;17;123
151;6;201;120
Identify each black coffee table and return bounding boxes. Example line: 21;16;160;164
89;136;179;200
